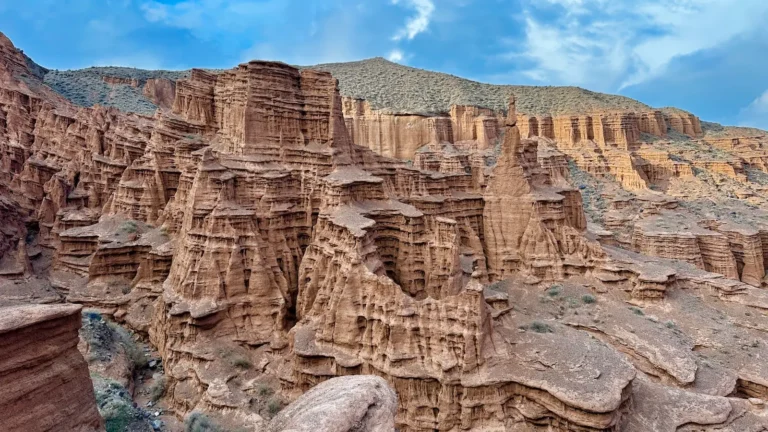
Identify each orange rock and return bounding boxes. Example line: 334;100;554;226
0;304;104;432
142;77;176;110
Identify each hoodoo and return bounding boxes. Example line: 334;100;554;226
1;22;768;432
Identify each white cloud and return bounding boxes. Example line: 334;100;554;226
391;0;435;41
140;0;287;38
509;0;768;92
387;49;404;62
739;89;768;130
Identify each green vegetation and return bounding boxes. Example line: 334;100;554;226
529;321;554;334
185;412;222;432
257;383;274;398
581;294;597;304
232;358;253;370
546;285;562;297
45;58;654;117
120;221;138;233
93;376;148;432
80;311;147;369
43;67;189;114
629;307;645;316
312;58;651;116
149;376;167;403
267;399;282;416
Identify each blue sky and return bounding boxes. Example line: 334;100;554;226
1;0;767;128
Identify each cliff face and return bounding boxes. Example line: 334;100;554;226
343;93;704;159
482;97;599;282
3;31;768;432
0;304;104;432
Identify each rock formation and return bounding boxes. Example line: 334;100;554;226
0;304;104;432
142;78;176;110
3;30;768;432
483;96;600;281
267;375;397;432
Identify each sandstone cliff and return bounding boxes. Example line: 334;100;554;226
3;31;768;432
0;304;104;432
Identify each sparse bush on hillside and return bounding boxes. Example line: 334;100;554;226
44;58;656;117
529;321;554;333
311;58;652;116
185;412;223;432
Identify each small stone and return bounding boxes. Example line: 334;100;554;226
147;401;154;407
749;398;765;406
149;360;157;368
151;420;163;430
154;411;160;417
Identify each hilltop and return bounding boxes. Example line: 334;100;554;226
41;57;653;117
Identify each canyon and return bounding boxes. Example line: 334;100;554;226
2;29;768;432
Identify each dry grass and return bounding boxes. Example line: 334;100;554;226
310;57;651;116
43;57;654;117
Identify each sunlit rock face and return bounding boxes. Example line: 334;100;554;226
3;30;768;432
0;304;104;432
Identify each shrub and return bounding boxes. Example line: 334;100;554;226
546;285;562;297
529;321;553;333
665;320;676;329
257;383;274;397
101;399;136;432
581;294;596;304
267;398;282;416
185;412;222;432
120;221;138;233
108;322;147;369
566;297;580;308
232;358;252;369
149;376;166;402
93;377;143;432
628;307;644;316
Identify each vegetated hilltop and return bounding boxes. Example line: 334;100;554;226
40;57;653;116
43;67;190;115
311;57;651;115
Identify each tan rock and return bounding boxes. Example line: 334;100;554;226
267;376;397;432
142;77;176;110
0;304;104;432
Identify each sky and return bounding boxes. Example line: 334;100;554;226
0;0;767;128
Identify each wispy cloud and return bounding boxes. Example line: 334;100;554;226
391;0;435;41
140;0;287;39
739;89;768;130
387;49;405;62
507;0;768;92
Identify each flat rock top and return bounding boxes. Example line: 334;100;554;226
0;303;81;334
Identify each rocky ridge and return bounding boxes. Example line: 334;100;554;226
1;30;768;432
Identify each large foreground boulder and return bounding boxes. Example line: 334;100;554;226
268;375;397;432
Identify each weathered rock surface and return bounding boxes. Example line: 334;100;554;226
267;375;397;432
0;303;104;432
142;77;176;110
3;30;768;432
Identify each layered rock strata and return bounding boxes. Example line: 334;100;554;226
342;93;704;160
0;304;104;432
4;30;768;432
